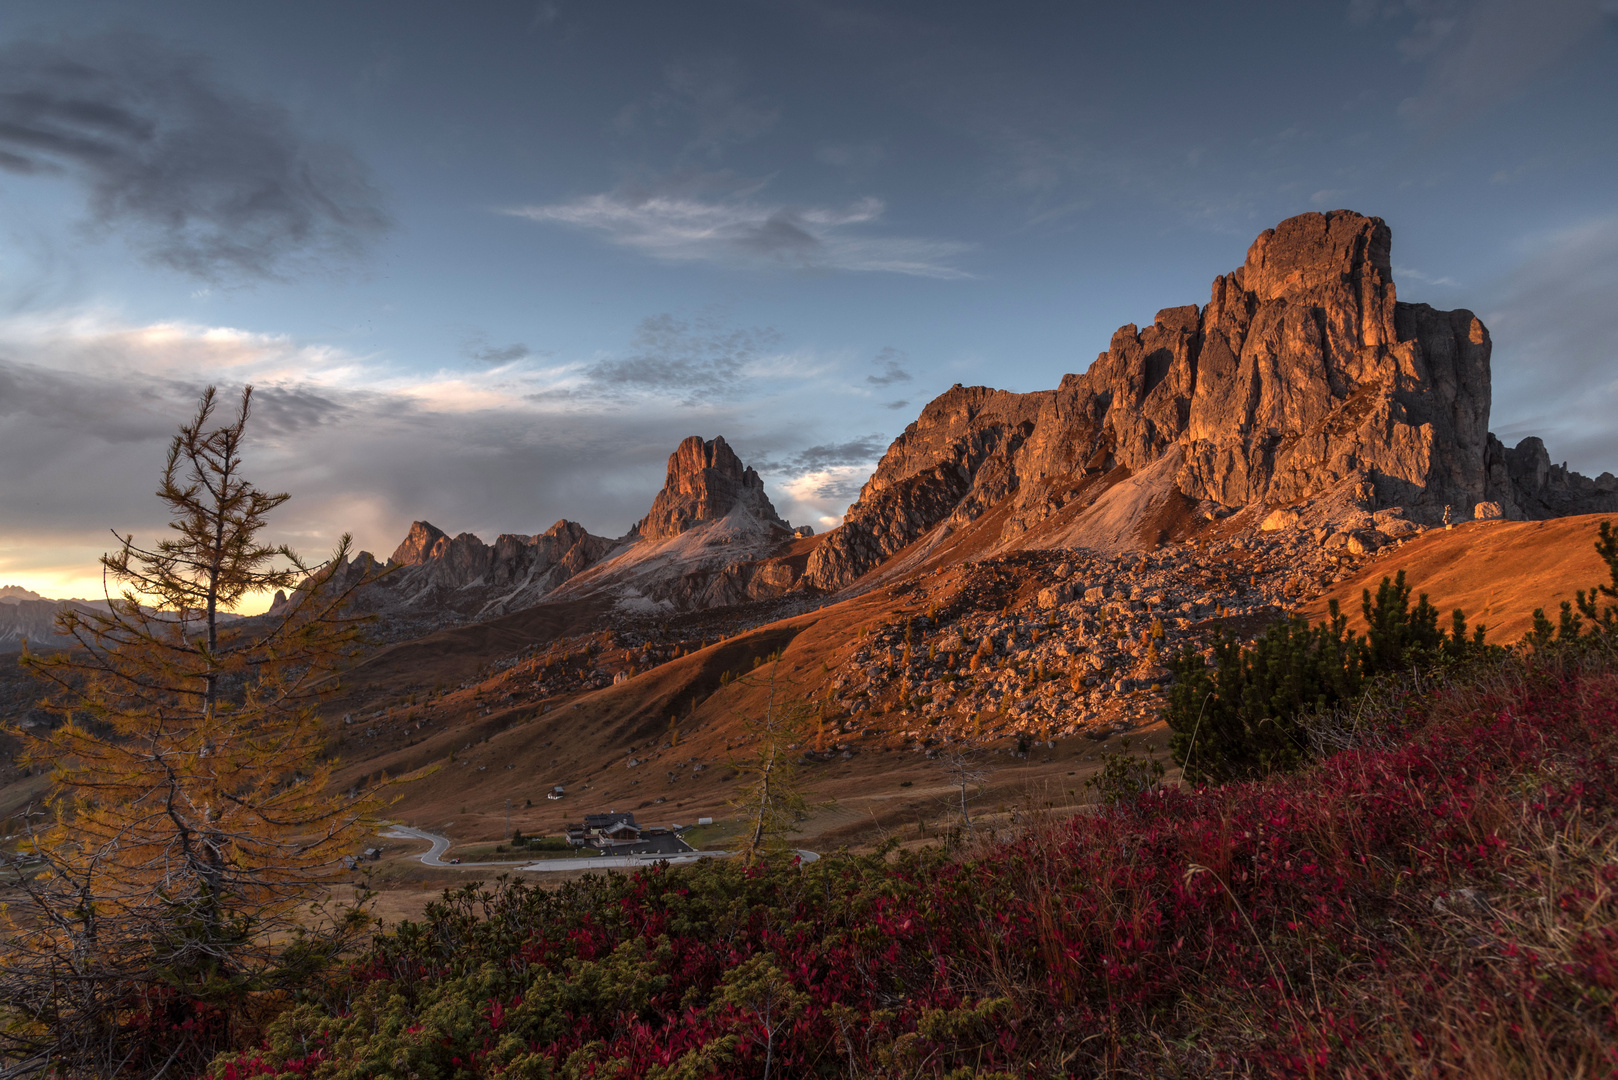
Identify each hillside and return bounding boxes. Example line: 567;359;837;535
1300;512;1617;643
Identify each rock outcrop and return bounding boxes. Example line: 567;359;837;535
387;519;612;592
804;210;1617;592
271;518;616;630
550;436;807;612
631;436;788;542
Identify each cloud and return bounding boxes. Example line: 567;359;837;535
883;399;911;410
764;433;889;473
779;466;872;509
1394;264;1460;288
580;312;783;404
1485;215;1618;476
866;345;912;386
0;311;767;603
1390;0;1607;129
507;184;974;278
0;33;390;282
0;307;909;603
462;336;533;365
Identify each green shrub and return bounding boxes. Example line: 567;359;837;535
1167;571;1495;782
1083;737;1166;805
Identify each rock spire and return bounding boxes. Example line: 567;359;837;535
632;435;789;542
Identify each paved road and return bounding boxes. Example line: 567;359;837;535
379;826;818;872
380;826;532;867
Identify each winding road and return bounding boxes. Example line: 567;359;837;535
379;826;818;872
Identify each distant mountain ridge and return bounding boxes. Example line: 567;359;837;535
0;587;245;653
286;435;817;631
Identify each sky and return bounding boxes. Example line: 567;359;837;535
0;0;1615;610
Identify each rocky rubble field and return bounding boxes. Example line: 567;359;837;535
360;508;1445;771
813;510;1435;751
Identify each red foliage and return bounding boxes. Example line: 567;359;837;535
216;656;1618;1078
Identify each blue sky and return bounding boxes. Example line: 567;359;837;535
1;0;1615;606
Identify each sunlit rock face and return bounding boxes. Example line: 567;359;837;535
631;435;788;542
803;210;1617;592
546;435;805;613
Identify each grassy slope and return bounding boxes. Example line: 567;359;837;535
1300;513;1614;644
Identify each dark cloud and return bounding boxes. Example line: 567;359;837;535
801;473;868;502
246;385;349;436
462;337;533;365
583;312;782;405
882;399;910;410
747;433;887;504
783;433;888;472
0;355;743;567
867;345;912;386
0;33;391;282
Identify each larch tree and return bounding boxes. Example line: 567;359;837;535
728;653;814;864
1;386;384;1079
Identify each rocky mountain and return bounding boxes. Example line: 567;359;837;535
0;595;96;652
803;210;1618;592
630;435;791;542
278;211;1615;631
0;588;244;652
539;436;811;611
294;435;812;633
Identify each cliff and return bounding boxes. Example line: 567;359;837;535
804;210;1618;591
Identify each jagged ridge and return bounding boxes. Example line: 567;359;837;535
804;210;1618;592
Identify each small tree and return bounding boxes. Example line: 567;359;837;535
1167;571;1494;782
1;387;382;1078
728;653;814;863
1575;521;1618;633
937;740;990;831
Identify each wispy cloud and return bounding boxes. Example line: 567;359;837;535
1395;264;1460;287
580;312;783;404
866;345;913;386
507;186;974;278
0;33;391;282
1379;0;1608;129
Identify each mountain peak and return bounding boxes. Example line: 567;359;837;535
390;521;448;566
633;435;788;543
